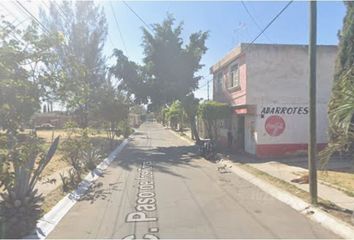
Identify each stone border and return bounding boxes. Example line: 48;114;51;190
25;138;130;239
167;127;354;239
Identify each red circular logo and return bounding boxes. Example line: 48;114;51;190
265;115;286;136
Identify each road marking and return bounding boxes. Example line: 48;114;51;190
125;160;159;239
149;227;159;233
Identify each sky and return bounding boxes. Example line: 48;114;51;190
0;0;347;101
102;0;346;100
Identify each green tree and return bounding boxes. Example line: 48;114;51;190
110;49;149;104
320;2;354;163
95;80;129;148
166;100;184;131
159;107;169;126
198;101;230;140
134;15;208;142
141;14;208;109
181;93;201;143
0;19;62;135
0;19;61;238
41;1;108;128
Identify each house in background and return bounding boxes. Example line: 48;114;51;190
32;112;72;128
129;113;143;128
210;43;337;157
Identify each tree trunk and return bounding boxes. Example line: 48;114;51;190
189;116;200;144
213;120;218;141
205;120;212;139
110;121;116;150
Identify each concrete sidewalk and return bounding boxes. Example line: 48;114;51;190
168;126;354;212
224;153;354;211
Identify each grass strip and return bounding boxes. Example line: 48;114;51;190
236;163;354;226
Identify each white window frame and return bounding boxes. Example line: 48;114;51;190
229;63;240;89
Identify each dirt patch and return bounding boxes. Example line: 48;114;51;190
41;186;66;215
36;129;69;142
39;137;123;214
36;129;122;177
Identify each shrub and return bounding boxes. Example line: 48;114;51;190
0;136;59;238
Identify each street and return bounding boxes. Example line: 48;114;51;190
48;122;338;239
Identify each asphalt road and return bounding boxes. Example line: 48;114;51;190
48;121;338;239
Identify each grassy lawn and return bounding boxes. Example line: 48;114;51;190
293;169;354;197
318;170;354;197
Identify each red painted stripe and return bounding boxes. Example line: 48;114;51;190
256;143;327;157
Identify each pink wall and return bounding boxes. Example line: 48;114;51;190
218;54;247;107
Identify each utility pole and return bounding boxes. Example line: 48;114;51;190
207;80;210;100
308;0;318;205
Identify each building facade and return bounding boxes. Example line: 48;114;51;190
211;43;337;157
32;112;71;128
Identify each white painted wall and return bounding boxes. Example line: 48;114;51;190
243;44;336;147
255;103;329;144
244;115;257;154
245;44;337;105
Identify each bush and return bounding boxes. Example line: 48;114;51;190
60;127;104;193
198;101;231;140
61;128;90;184
0;136;59;238
119;121;133;138
0;134;7;146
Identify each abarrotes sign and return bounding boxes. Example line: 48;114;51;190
260;106;309;118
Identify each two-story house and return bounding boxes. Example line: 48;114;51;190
210;43;337;157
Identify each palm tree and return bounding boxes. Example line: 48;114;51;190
320;2;354;164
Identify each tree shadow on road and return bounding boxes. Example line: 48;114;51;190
78;181;121;204
111;143;203;179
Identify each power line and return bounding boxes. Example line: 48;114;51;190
122;0;153;33
199;79;213;89
242;0;293;52
15;0;50;34
198;0;293;93
0;2;26;25
109;2;128;54
49;0;72;27
50;1;68;21
0;3;29;45
240;0;272;42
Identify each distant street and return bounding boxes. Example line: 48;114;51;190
48;122;338;239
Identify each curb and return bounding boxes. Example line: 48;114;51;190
221;160;354;239
167;128;354;239
25;138;130;239
167;128;195;146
